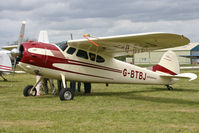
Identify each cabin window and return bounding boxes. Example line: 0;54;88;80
76;49;88;59
96;55;105;63
67;47;76;55
89;53;96;61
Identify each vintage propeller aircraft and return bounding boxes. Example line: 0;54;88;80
0;50;26;81
3;21;197;101
0;51;12;81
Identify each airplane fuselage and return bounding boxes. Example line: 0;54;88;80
18;41;176;85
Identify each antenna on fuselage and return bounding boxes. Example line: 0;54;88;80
70;33;73;40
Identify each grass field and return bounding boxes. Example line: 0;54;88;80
0;70;199;133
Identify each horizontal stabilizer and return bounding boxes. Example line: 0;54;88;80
160;73;197;81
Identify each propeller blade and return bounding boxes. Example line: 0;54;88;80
11;21;26;58
11;21;26;86
18;21;26;48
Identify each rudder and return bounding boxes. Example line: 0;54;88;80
152;51;180;75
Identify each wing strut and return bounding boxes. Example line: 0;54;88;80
83;34;99;47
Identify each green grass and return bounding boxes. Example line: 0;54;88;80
0;70;199;133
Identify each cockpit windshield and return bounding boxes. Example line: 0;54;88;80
55;41;68;51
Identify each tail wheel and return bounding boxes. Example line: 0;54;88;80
23;85;37;96
59;88;74;101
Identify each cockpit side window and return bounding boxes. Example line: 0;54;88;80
55;41;68;51
67;47;76;55
76;49;88;59
96;55;105;63
89;53;96;61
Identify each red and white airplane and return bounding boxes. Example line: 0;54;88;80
3;22;197;101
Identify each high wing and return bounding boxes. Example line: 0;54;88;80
68;32;190;57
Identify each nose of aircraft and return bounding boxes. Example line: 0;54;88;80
18;41;32;64
19;41;47;67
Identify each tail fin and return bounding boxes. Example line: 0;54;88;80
38;30;49;43
152;50;180;75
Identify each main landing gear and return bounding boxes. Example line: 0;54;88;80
59;88;74;100
166;85;173;90
59;74;74;101
23;74;91;101
59;82;92;101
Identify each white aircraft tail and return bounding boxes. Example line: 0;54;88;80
0;53;12;72
152;50;180;75
152;50;197;81
38;30;49;43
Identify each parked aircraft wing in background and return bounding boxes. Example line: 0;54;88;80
180;55;199;59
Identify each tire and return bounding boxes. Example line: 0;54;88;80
23;85;37;96
59;88;74;101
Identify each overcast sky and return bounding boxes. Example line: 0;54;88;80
0;0;199;46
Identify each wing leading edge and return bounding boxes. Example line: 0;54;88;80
68;32;190;57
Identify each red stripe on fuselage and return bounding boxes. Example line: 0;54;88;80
152;64;177;75
0;67;12;71
0;65;12;71
51;63;113;80
45;56;114;80
0;65;12;69
67;59;122;73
